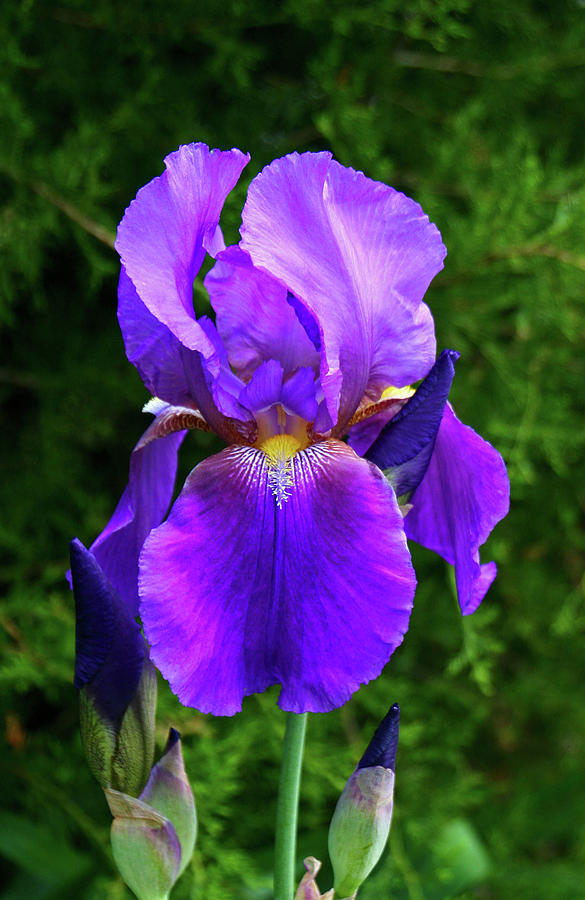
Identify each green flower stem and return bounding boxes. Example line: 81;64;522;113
274;712;308;900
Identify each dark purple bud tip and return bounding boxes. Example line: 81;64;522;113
70;538;145;724
70;538;116;690
165;728;181;752
366;350;459;500
357;703;400;772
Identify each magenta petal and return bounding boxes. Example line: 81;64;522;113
91;421;186;616
116;143;249;361
240;152;444;428
139;440;416;715
404;405;510;615
205;245;320;380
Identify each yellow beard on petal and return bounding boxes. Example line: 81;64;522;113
260;434;303;509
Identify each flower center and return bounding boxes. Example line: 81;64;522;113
260;433;302;509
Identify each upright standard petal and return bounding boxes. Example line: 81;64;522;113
205;246;320;380
240;152;444;429
139;441;416;715
91;423;186;616
404;404;510;615
116;143;250;364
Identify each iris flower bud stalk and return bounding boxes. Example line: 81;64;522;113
328;703;399;898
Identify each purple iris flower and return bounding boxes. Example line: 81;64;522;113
89;143;509;716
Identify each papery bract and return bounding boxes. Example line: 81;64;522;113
106;791;181;900
105;729;196;900
295;857;334;900
86;142;509;716
140;728;197;877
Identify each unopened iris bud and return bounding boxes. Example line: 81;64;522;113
139;728;197;878
328;703;400;898
70;538;157;797
106;729;196;900
106;790;181;900
295;857;334;900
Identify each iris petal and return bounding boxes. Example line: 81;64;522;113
91;418;186;616
281;367;319;421
366;349;459;499
117;143;249;364
118;268;194;408
236;359;318;422
139;440;416;715
240;152;444;429
118;266;251;436
404;404;510;614
205;246;320;380
238;359;285;413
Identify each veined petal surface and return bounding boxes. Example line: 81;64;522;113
404;404;510;614
116;143;249;361
139;440;416;715
240;152;445;429
91;421;186;616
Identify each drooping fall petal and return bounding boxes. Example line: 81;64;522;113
404;404;510;614
139;440;415;715
91;422;186;616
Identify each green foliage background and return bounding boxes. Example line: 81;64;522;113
1;1;584;897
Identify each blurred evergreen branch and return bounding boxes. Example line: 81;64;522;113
2;164;116;249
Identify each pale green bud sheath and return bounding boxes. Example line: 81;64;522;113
106;790;181;900
106;729;196;900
